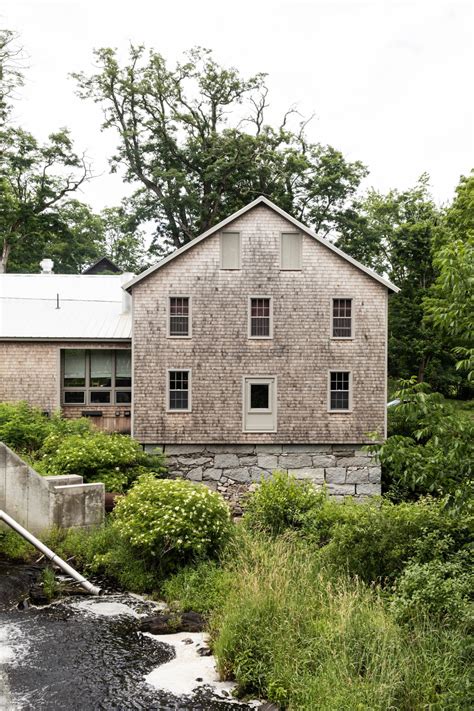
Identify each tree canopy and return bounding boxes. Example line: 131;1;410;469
73;45;367;255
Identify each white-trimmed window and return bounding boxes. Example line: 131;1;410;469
249;297;272;338
332;298;352;338
168;296;191;337
167;369;191;411
329;371;351;411
243;376;277;432
220;231;241;270
280;232;302;270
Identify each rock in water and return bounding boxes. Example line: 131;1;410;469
139;610;206;634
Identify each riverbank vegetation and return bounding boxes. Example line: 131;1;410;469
0;392;473;708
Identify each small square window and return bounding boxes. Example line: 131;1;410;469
329;371;351;411
116;391;132;404
168;370;191;411
169;297;190;337
249;297;272;338
90;391;111;404
332;299;352;338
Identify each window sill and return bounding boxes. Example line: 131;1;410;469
248;336;273;340
327;409;353;414
331;337;354;341
166;409;192;414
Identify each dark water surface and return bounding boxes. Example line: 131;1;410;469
0;598;253;710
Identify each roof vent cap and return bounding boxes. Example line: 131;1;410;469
40;258;54;274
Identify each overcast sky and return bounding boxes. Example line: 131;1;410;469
2;0;473;212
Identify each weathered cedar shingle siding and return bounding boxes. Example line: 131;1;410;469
132;205;388;444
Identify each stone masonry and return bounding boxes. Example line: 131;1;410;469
146;443;381;513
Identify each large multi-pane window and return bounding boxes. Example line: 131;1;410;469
168;370;191;411
249;297;272;338
62;349;131;405
169;297;191;337
332;298;352;338
329;371;351;411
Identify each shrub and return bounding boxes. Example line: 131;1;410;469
113;475;232;571
309;497;472;584
369;379;474;503
391;552;474;625
243;471;323;535
40;431;165;492
0;401;51;453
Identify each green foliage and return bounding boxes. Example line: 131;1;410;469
310;498;471;584
391;552;473;626
41;431;165;492
46;523;162;592
0;528;35;561
369;379;474;502
0;401;53;452
41;566;59;601
162;560;234;615
73;45;366;255
424;173;474;383
113;475;231;569
243;471;323;535
212;534;471;709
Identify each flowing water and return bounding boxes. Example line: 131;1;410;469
0;584;259;710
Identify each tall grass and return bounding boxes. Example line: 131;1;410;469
212;533;471;710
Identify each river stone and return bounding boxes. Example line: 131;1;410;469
224;467;250;482
345;467;369;483
139;611;206;634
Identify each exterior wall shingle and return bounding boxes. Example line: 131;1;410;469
132;205;388;446
0;341;131;432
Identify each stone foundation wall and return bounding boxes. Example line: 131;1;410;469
144;443;381;513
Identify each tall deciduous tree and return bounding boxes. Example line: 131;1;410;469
73;46;367;255
337;176;464;391
0;127;91;272
424;173;474;382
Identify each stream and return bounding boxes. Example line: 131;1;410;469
0;568;260;711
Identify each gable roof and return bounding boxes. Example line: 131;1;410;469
123;196;399;293
83;256;121;274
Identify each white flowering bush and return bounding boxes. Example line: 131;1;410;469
113;475;232;566
41;432;165;492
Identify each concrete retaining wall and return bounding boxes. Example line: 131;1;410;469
145;443;381;513
0;442;104;534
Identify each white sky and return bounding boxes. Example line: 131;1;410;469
2;0;473;212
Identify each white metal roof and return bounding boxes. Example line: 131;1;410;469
0;274;132;340
124;196;400;293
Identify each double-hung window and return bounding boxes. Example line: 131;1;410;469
62;349;131;405
329;371;351;411
332;298;352;338
249;297;272;338
168;369;191;411
169;297;191;337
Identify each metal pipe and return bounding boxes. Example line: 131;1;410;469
0;510;102;596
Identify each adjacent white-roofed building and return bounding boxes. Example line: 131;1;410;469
0;273;131;340
0;271;133;433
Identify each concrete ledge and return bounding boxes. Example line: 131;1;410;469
0;442;104;534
